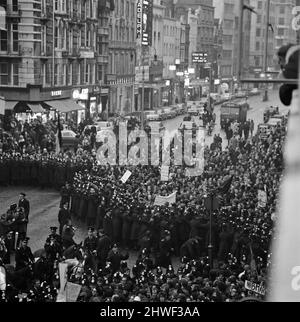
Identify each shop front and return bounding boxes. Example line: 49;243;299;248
72;86;101;122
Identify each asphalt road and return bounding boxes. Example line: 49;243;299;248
0;90;288;266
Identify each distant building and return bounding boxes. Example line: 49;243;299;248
0;0;114;124
108;0;136;116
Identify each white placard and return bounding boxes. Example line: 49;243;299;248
121;170;132;183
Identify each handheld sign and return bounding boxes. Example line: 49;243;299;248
154;192;177;206
121;170;132;183
245;280;266;296
257;190;267;208
66;282;82;302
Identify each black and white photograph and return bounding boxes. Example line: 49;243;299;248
0;0;300;312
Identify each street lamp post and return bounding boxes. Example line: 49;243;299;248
263;0;271;102
204;194;219;268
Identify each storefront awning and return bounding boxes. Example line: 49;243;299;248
44;99;84;113
26;103;45;113
5;101;19;110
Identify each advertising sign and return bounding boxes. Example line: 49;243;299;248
136;0;153;46
192;52;208;63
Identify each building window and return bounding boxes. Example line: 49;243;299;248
12;23;18;52
0;63;8;85
256;42;260;51
78;63;81;84
257;15;261;24
279;5;285;14
54;64;59;85
12;0;19;11
278;17;285;25
54;21;59;49
256;28;261;37
0;30;8;52
85;62;90;83
67;63;73;85
12;63;19;86
98;64;103;82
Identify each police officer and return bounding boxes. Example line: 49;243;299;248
15;237;34;271
17;193;30;246
83;227;98;272
45;227;62;246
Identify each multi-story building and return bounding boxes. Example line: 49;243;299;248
107;0;136;116
0;0;113;123
135;0;164;110
161;6;182;105
249;0;297;78
214;0;251;91
274;0;297;50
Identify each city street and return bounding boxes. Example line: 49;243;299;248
0;90;287;255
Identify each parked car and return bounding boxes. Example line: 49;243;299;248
145;110;160;122
61;130;80;149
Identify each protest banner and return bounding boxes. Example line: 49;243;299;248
66;282;82;302
56;290;67;302
0;265;6;291
245;280;266;296
258;190;267;208
160;165;169;181
121;170;132;183
154;192;177;206
59;262;68;293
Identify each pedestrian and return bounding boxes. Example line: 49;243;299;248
58;202;71;236
106;244;129;273
96;229;111;270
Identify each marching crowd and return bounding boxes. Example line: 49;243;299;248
0;111;285;302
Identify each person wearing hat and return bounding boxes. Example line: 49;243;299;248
17;193;30;247
58;202;71;236
83;227;98;271
106;243;129;273
15;237;34;271
44;228;62;262
45;227;62;246
96;229;111;270
2;231;14;264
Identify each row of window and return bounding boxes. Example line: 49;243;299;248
114;0;135;20
52;0;97;19
53;22;97;51
110;24;135;42
0;62;18;86
163;25;180;38
109;51;135;75
0;61;108;87
163;43;179;57
0;24;18;53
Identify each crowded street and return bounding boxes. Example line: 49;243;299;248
0;0;299;309
0;90;287;253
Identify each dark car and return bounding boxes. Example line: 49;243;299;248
61;130;80;150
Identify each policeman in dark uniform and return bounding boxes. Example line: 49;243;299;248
45;227;62;246
83;227;98;272
15;237;34;271
17;193;30;247
60;183;71;209
83;227;97;254
44;227;63;262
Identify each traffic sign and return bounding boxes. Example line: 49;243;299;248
204;196;219;211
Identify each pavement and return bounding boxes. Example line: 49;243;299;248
0;90;288;269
